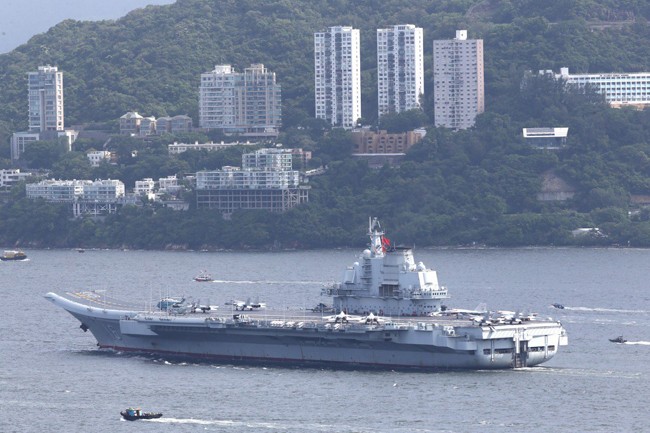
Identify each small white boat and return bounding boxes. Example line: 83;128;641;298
194;271;213;282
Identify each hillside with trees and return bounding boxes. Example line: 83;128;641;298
3;0;650;249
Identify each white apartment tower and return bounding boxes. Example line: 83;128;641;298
28;65;64;132
377;24;424;118
314;26;361;129
433;30;484;130
199;64;282;137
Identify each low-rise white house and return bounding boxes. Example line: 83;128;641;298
0;169;33;190
134;178;155;195
87;150;112;167
158;175;182;194
550;67;650;107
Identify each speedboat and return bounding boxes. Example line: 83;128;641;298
552;303;564;309
609;336;627;344
194;270;213;282
1;250;27;261
120;408;162;421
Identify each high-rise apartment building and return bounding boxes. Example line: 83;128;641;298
199;64;281;137
314;26;361;129
377;24;424;119
433;30;484;130
28;65;64;132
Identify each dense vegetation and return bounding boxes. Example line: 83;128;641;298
3;0;650;249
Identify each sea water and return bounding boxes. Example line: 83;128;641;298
1;247;649;432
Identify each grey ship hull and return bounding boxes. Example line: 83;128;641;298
49;293;567;370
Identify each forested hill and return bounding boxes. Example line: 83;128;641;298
3;0;650;249
2;0;650;135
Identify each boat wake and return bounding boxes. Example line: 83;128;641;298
149;417;342;431
624;341;650;346
148;417;435;432
149;417;239;425
212;279;326;285
522;366;643;379
561;306;650;314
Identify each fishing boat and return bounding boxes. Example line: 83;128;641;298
120;408;162;421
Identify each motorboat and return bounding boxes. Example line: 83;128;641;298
120;408;162;421
194;270;213;282
552;303;564;309
609;336;627;344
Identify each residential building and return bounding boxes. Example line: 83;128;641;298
87;150;112;167
120;112;191;136
10;129;77;162
199;64;282;137
242;148;293;171
26;178;127;217
119;111;143;135
158;175;181;194
556;67;650;107
351;128;426;153
156;116;172;135
168;140;257;155
10;132;40;162
0;169;33;190
12;65;75;162
523;127;569;149
314;26;361;129
377;24;424;118
134;178;155;196
139;116;157;136
170;115;192;133
26;179;89;202
196;148;309;214
82;179;125;201
433;30;484;129
28;65;64;132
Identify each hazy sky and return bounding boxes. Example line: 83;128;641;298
0;0;176;54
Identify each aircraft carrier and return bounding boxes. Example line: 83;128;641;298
45;218;568;370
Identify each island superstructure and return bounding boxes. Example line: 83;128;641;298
326;219;448;317
45;218;568;370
